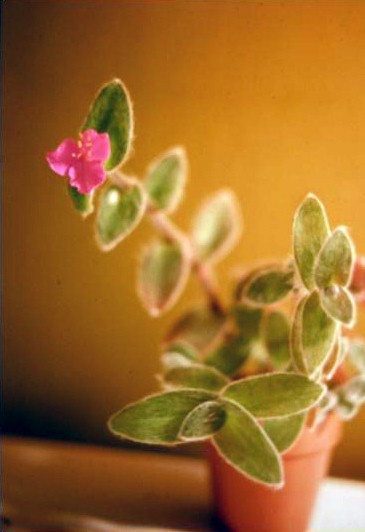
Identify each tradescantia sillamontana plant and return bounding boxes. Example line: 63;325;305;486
47;79;365;488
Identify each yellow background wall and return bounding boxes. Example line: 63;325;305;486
4;1;365;478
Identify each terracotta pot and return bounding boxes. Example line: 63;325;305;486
207;413;342;532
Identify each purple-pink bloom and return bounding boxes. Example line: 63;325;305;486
46;129;110;194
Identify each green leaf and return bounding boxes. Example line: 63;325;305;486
337;376;365;420
320;286;356;327
96;179;146;251
108;389;214;444
161;341;199;371
348;339;365;373
137;238;190;316
301;290;338;376
205;335;250;377
264;413;306;453
213;400;283;487
163;364;229;392
290;296;308;374
179;401;226;441
82;79;133;170
166;307;226;351
191;190;242;264
145;147;187;213
322;337;346;380
314;228;355;289
223;373;325;418
242;267;293;306
263;312;291;370
233;306;262;340
293;194;330;289
68;185;94;218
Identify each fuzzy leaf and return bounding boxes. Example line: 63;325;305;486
138;239;190;316
223;373;325;418
213;400;283;487
96;181;146;251
108;389;214;444
337;376;365;420
242;267;293;306
161;341;199;371
293;194;330;289
166;307;226;350
290;296;308;373
68;185;94;217
145;147;187;213
263;312;291;370
205;336;250;377
264;413;306;453
320;286;356;327
163;364;228;392
348;339;365;373
301;290;338;376
314;228;355;289
322;337;346;380
339;376;365;405
82;79;133;170
191;190;242;264
179;401;226;441
234;306;262;340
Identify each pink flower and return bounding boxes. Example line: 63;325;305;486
350;257;365;305
46;129;110;194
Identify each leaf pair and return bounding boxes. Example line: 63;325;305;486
293;194;356;327
109;373;324;487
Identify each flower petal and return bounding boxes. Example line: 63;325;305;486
81;129;110;162
46;139;79;176
69;159;106;194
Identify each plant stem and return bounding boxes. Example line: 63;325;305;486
148;208;225;315
108;171;225;314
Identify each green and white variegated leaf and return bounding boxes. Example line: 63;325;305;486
290;297;308;374
166;306;226;351
191;189;242;264
161;341;199;371
311;391;338;428
205;336;250;377
264;413;306;453
293;290;338;377
314;228;355;289
68;185;94;218
322;337;347;381
336;376;365;420
96;178;147;251
222;373;325;418
348;339;365;374
82;79;134;170
320;286;356;328
137;238;191;317
163;364;229;392
233;306;262;341
293;194;330;290
145;147;187;214
241;266;293;306
213;400;283;487
179;400;226;441
108;389;215;444
263;311;291;370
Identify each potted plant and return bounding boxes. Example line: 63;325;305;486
46;79;365;532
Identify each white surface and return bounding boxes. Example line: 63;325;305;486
311;478;365;531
